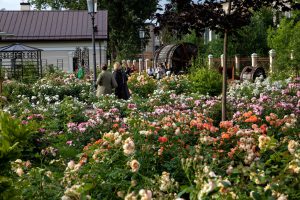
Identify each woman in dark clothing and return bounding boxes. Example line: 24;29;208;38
113;62;130;100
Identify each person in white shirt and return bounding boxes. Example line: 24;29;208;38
147;66;155;77
155;63;165;79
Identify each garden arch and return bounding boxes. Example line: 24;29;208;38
0;43;43;82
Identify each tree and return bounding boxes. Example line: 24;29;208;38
157;0;298;120
29;0;159;60
236;7;274;56
268;10;300;75
206;7;274;57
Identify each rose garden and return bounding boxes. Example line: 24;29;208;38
1;0;300;200
0;67;299;199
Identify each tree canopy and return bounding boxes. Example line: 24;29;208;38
29;0;159;60
156;0;298;37
268;10;300;74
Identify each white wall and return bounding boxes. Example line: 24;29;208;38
0;40;107;73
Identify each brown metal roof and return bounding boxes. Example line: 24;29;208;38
0;10;108;41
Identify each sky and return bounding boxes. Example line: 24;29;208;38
0;0;170;11
0;0;21;10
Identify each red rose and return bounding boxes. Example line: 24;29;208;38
158;136;168;143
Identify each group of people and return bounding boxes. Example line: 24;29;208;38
146;62;172;79
96;62;131;100
95;60;174;99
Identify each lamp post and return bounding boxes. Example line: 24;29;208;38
139;28;145;74
87;0;97;89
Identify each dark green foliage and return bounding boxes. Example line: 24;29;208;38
205;37;237;58
235;7;274;56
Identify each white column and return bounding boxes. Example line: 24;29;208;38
127;60;131;67
208;54;213;69
133;60;137;71
145;59;150;71
235;54;240;75
251;53;258;67
108;59;111;67
67;51;73;73
138;58;142;74
209;29;214;42
221;54;224;68
269;49;276;74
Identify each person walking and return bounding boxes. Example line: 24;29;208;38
113;62;130;100
96;64;118;97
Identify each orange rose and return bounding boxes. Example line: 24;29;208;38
245;115;258;123
112;123;119;128
243;111;253;118
221;133;230;139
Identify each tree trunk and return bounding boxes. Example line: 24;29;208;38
222;29;228;121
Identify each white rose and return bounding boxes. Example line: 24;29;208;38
16;168;24;176
130;160;140;173
67;160;75;170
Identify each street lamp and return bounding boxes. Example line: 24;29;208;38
139;27;145;74
86;0;97;89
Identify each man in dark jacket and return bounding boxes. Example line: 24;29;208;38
113;62;130;100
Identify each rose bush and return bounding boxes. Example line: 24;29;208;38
127;72;157;98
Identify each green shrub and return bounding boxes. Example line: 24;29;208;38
2;80;34;102
269;69;295;82
127;72;157;98
0;111;39;198
189;67;222;96
159;75;192;94
0;111;38;161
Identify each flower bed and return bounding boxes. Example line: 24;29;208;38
0;72;299;199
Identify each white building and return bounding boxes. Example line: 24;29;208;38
0;3;108;73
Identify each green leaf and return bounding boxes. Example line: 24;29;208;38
251;191;262;200
220;180;231;187
178;185;195;197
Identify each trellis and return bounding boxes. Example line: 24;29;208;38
73;47;89;74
